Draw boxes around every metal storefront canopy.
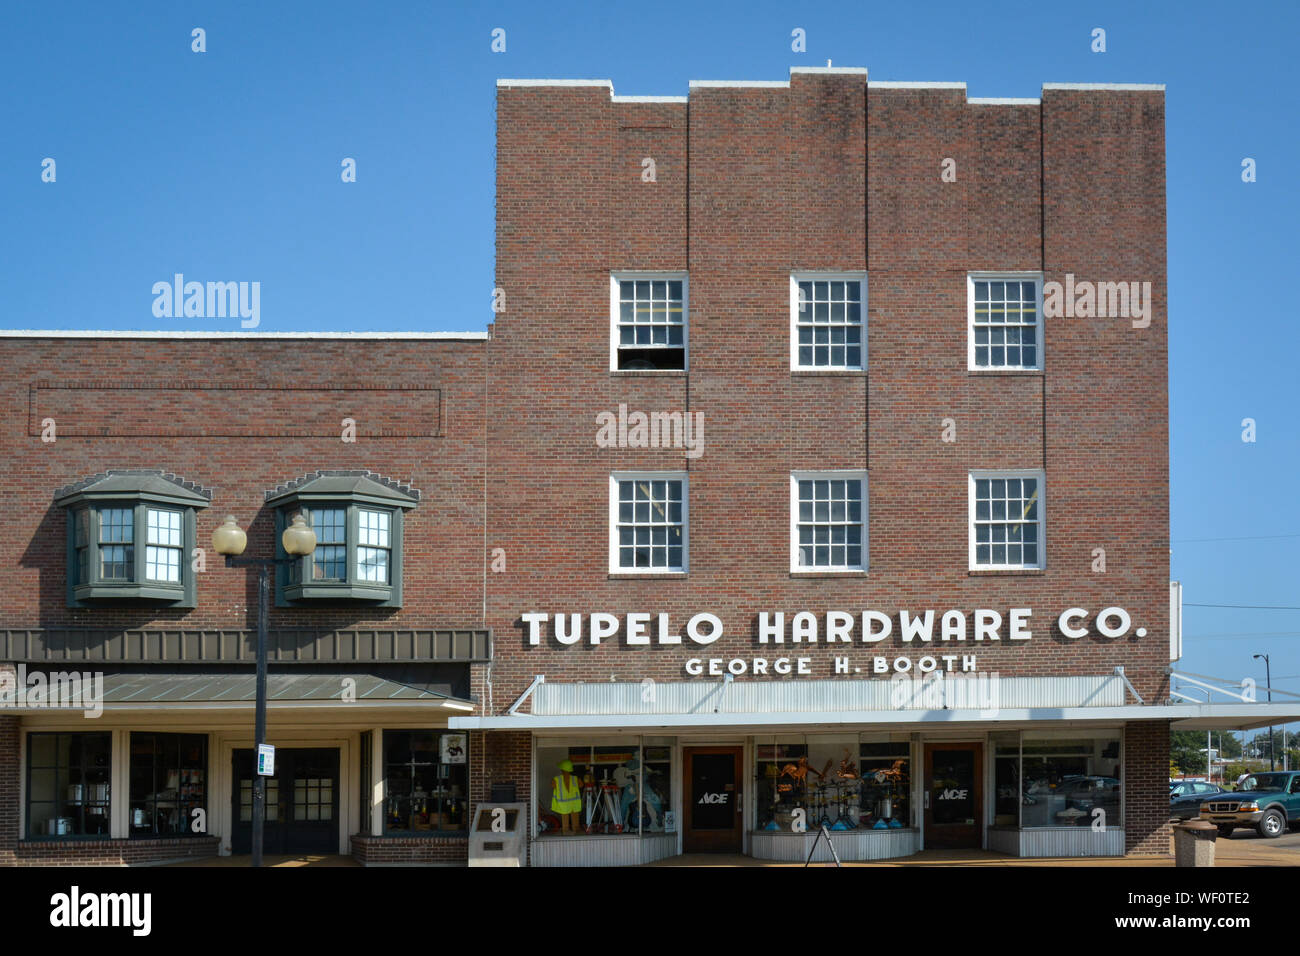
[0,668,475,712]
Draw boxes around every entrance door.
[924,742,983,849]
[683,747,743,852]
[232,748,339,855]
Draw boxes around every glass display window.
[382,730,468,834]
[753,736,809,831]
[858,740,911,830]
[1019,733,1121,828]
[992,731,1021,826]
[26,732,112,838]
[128,732,207,837]
[535,738,672,837]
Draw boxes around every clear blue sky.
[3,1,1298,741]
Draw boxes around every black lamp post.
[212,513,316,867]
[1253,653,1273,772]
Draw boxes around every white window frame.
[789,272,868,371]
[789,470,869,573]
[610,272,689,372]
[967,272,1044,372]
[967,469,1046,570]
[609,472,689,574]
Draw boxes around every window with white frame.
[791,472,867,571]
[610,474,687,572]
[969,471,1044,569]
[611,274,687,371]
[790,273,866,370]
[968,274,1042,370]
[144,508,182,583]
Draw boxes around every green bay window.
[267,471,416,607]
[55,471,210,607]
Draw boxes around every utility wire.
[1185,603,1300,610]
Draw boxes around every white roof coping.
[1042,82,1165,91]
[0,329,490,341]
[968,97,1041,105]
[689,80,790,89]
[789,66,868,75]
[868,81,966,89]
[496,78,613,88]
[611,95,688,103]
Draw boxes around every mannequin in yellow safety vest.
[551,760,583,834]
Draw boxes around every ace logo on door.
[939,789,969,800]
[698,792,729,804]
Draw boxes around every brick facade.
[10,836,220,866]
[487,70,1168,701]
[0,66,1171,864]
[1125,720,1174,855]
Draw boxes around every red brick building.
[2,66,1289,866]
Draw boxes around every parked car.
[1169,781,1225,820]
[1199,771,1300,838]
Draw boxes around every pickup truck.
[1199,771,1300,838]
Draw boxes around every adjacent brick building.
[4,66,1282,867]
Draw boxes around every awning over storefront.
[0,669,476,713]
[451,703,1300,733]
[449,675,1300,733]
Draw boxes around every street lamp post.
[1253,653,1273,772]
[212,513,316,867]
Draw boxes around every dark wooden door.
[924,742,983,849]
[232,748,339,855]
[683,747,743,852]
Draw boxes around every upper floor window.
[611,273,687,371]
[968,273,1042,370]
[267,471,417,607]
[609,473,687,573]
[790,471,868,572]
[55,470,209,608]
[969,470,1045,570]
[790,273,866,370]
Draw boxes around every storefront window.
[383,730,468,834]
[754,735,912,832]
[992,731,1020,826]
[26,732,111,838]
[536,739,673,837]
[858,741,911,829]
[1020,734,1121,828]
[754,737,808,831]
[128,733,207,837]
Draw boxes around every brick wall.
[7,836,220,866]
[0,338,489,635]
[1125,720,1172,855]
[0,716,17,865]
[487,70,1169,703]
[350,835,467,866]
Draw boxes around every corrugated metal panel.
[533,675,1125,716]
[1019,827,1126,857]
[530,834,677,867]
[751,829,920,862]
[0,628,491,663]
[987,828,1020,855]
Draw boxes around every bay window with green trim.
[267,472,416,607]
[55,471,209,608]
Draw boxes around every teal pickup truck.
[1199,771,1300,838]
